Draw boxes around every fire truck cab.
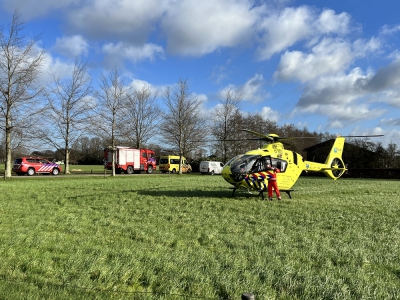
[104,147,156,174]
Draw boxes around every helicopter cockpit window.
[250,156,272,173]
[271,158,287,172]
[230,155,261,174]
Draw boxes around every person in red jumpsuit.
[266,164,281,200]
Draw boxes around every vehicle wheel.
[52,168,59,175]
[126,166,134,174]
[147,165,153,174]
[172,169,176,174]
[27,168,35,176]
[211,170,214,175]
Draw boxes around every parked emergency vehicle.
[159,155,192,173]
[104,147,156,174]
[12,156,62,176]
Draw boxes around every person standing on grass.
[265,163,281,200]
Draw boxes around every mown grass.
[0,174,399,299]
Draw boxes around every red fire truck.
[104,147,157,174]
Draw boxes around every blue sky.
[1,0,400,147]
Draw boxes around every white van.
[199,161,224,175]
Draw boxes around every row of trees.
[6,104,400,169]
[1,11,399,177]
[0,12,206,176]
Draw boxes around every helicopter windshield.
[225,154,244,166]
[229,154,288,174]
[229,155,261,173]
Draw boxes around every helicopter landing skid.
[230,187,294,200]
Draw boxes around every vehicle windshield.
[229,154,261,173]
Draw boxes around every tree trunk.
[5,121,12,178]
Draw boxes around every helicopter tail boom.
[324,136,346,179]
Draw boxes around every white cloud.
[256,6,314,60]
[161,0,262,56]
[54,35,89,57]
[65,0,167,43]
[256,7,354,60]
[39,52,75,85]
[330,119,343,129]
[297,67,370,107]
[380,24,400,35]
[102,42,164,63]
[316,9,351,35]
[127,79,161,98]
[288,55,400,131]
[274,38,353,82]
[274,36,382,82]
[259,106,280,123]
[1,0,78,19]
[210,59,232,85]
[218,74,267,103]
[293,59,400,109]
[129,79,151,91]
[380,118,400,126]
[363,60,400,92]
[240,74,267,103]
[294,102,386,130]
[376,90,400,107]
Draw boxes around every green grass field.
[0,174,399,299]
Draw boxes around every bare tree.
[211,89,242,162]
[160,78,207,174]
[41,58,94,174]
[122,84,161,148]
[95,66,127,176]
[0,11,46,177]
[385,142,399,168]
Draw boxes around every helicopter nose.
[229,173,247,182]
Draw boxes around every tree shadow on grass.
[137,188,261,200]
[64,188,261,202]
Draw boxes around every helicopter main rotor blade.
[187,138,264,143]
[188,131,384,143]
[339,135,384,138]
[242,129,384,140]
[241,129,275,142]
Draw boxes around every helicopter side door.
[250,156,288,173]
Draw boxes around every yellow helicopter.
[221,129,382,200]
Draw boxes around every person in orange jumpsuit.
[266,164,281,200]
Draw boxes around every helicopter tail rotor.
[323,157,346,180]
